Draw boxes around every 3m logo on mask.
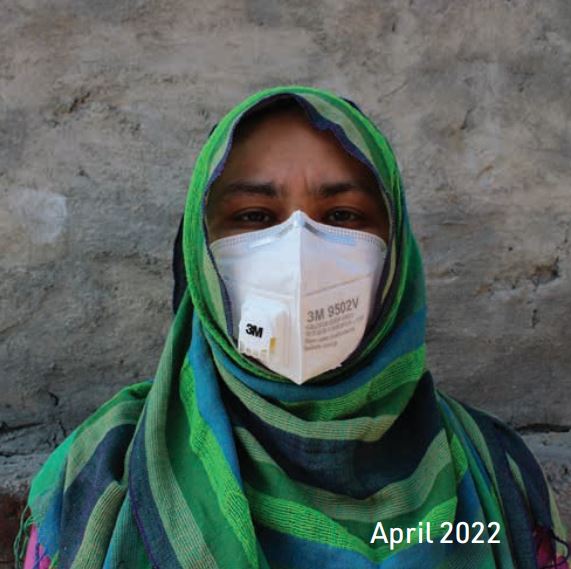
[237,299,286,365]
[245,323,264,338]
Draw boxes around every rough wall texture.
[1,0,570,564]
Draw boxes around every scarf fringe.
[13,504,33,569]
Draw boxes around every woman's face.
[205,109,389,243]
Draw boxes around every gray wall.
[1,0,570,562]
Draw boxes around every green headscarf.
[18,86,567,569]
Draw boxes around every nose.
[277,178,320,223]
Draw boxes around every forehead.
[202,94,392,243]
[232,97,306,142]
[203,111,385,222]
[217,106,378,181]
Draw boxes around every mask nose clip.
[290,209,308,228]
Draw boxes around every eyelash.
[232,208,364,226]
[234,210,275,224]
[325,209,363,224]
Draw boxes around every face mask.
[209,210,387,384]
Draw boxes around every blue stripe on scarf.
[230,373,440,498]
[37,481,64,563]
[128,413,183,569]
[189,313,242,482]
[59,424,135,567]
[438,397,494,489]
[470,403,553,528]
[209,307,426,402]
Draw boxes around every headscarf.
[18,86,568,569]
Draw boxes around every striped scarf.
[18,86,567,568]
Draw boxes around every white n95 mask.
[209,210,387,384]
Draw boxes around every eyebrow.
[212,180,379,202]
[317,181,378,198]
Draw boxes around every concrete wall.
[1,0,570,564]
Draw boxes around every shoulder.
[22,380,152,562]
[438,391,569,565]
[31,379,151,499]
[438,391,544,481]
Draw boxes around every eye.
[325,209,363,225]
[233,209,274,224]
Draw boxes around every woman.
[17,86,568,568]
